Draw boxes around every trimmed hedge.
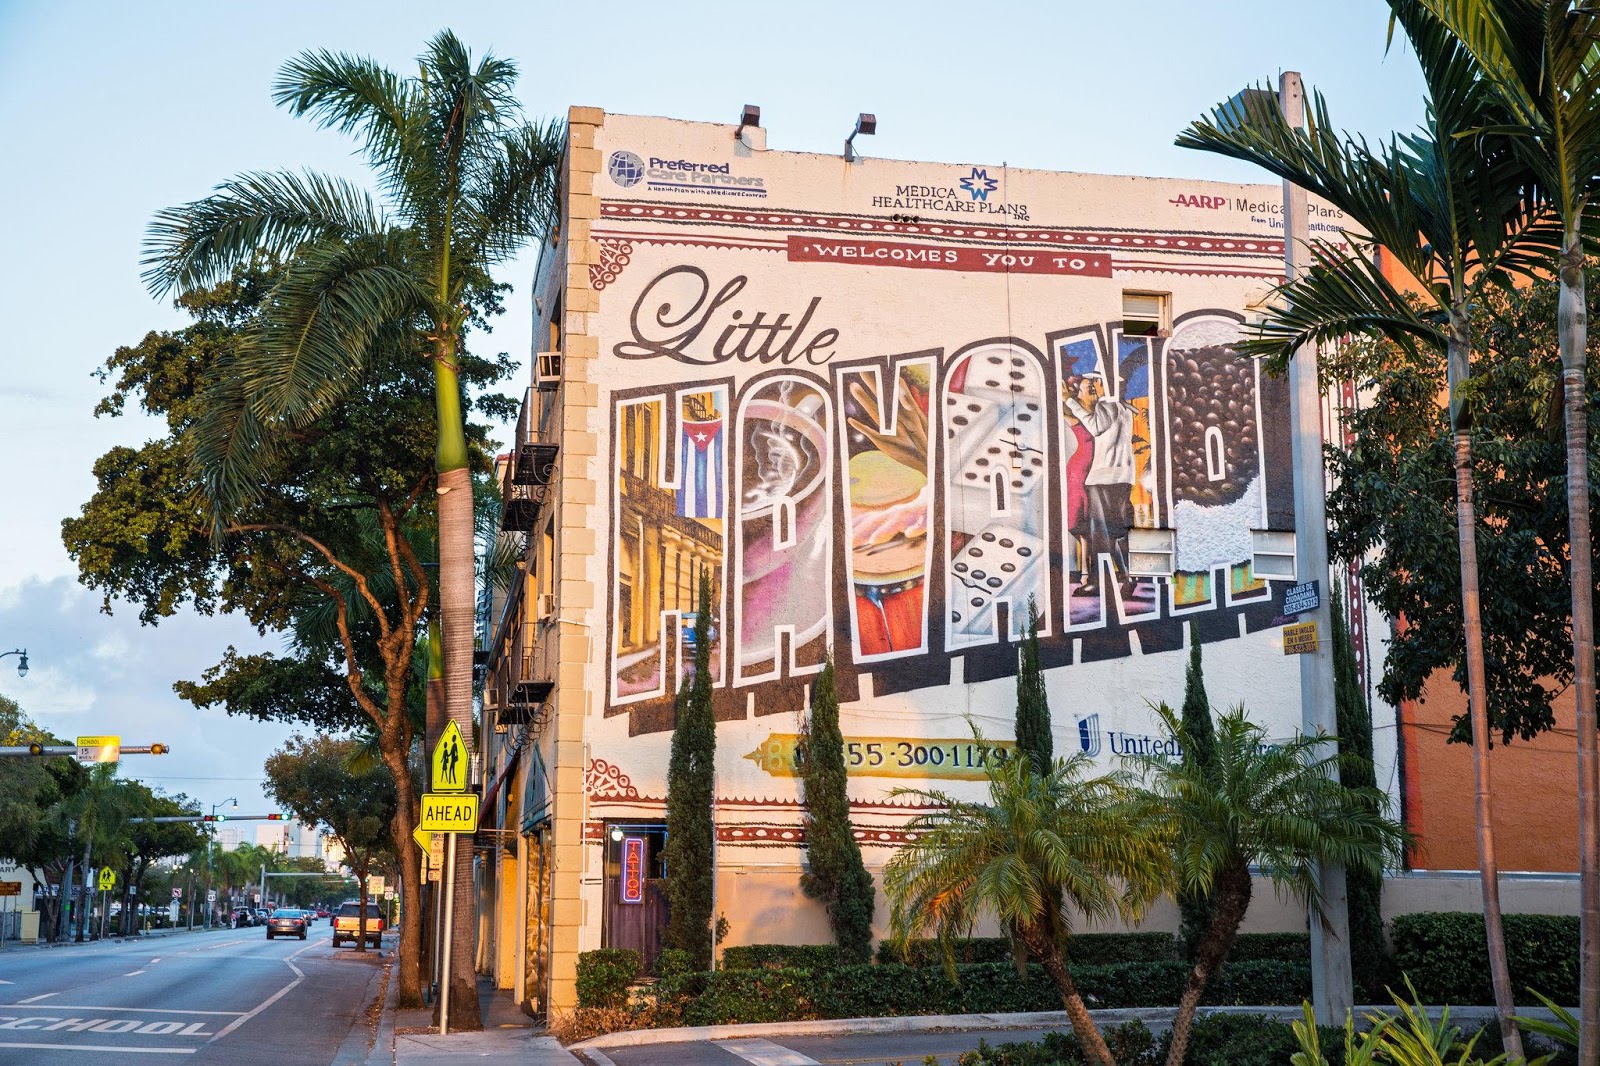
[1392,912,1579,1007]
[575,948,640,1009]
[722,944,847,971]
[662,958,1311,1025]
[873,931,1306,969]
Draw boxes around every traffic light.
[202,814,225,822]
[150,743,169,755]
[26,743,42,756]
[266,813,284,821]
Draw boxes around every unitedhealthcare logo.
[1077,715,1102,757]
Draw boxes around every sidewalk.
[5,923,211,949]
[372,972,578,1065]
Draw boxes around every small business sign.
[621,836,646,904]
[75,735,119,765]
[1282,580,1321,617]
[419,792,481,834]
[0,881,21,897]
[1283,621,1319,655]
[430,722,468,794]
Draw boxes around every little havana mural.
[606,267,1294,737]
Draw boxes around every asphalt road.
[0,923,388,1065]
[583,1027,1065,1066]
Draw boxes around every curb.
[570,1003,1555,1051]
[367,950,401,1065]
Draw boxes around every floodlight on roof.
[845,113,876,162]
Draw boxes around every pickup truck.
[331,901,384,948]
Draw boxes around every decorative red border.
[581,819,922,849]
[600,200,1286,257]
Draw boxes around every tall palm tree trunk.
[434,338,482,1030]
[1556,229,1600,1066]
[1448,316,1523,1061]
[1165,861,1251,1066]
[1019,924,1115,1066]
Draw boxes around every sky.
[0,1,1428,817]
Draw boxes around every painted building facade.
[475,107,1412,1015]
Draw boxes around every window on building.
[1251,529,1297,580]
[1122,291,1171,337]
[1127,527,1176,577]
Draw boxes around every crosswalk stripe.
[715,1038,821,1066]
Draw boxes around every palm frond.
[1241,239,1446,367]
[457,119,567,268]
[144,171,387,296]
[248,232,431,424]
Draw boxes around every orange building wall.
[1402,670,1580,872]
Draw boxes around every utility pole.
[1281,69,1353,1021]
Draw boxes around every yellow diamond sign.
[419,792,480,834]
[430,722,468,793]
[411,827,432,853]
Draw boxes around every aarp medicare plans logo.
[607,151,645,188]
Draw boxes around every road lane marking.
[0,1005,246,1015]
[716,1038,821,1065]
[125,970,147,976]
[205,974,303,1045]
[0,1042,194,1055]
[17,994,58,1003]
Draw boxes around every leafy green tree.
[141,37,562,1023]
[1177,9,1556,1043]
[119,786,206,935]
[663,573,716,969]
[1132,705,1407,1066]
[1329,584,1388,1002]
[265,734,397,952]
[1175,620,1217,960]
[799,651,875,964]
[1014,596,1052,774]
[61,270,505,1005]
[885,751,1169,1066]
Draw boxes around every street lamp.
[1219,72,1352,1023]
[0,649,28,677]
[207,798,237,929]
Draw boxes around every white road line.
[0,1005,247,1016]
[716,1038,821,1065]
[0,1042,195,1055]
[125,970,147,976]
[205,975,303,1044]
[16,994,58,1004]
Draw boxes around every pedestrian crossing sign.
[420,792,480,834]
[98,867,115,891]
[430,722,467,793]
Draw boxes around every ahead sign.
[419,792,480,833]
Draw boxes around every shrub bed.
[661,958,1310,1025]
[1391,912,1578,1006]
[721,944,847,971]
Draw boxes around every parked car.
[331,901,384,948]
[254,908,271,925]
[265,909,308,941]
[230,908,255,928]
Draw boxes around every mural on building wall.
[603,282,1294,736]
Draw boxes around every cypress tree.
[799,651,876,963]
[1015,596,1053,774]
[1331,582,1389,1000]
[1177,619,1218,958]
[663,572,716,969]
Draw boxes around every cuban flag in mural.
[676,418,725,519]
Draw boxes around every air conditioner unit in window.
[536,593,557,622]
[535,351,562,391]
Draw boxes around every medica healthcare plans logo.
[607,149,767,199]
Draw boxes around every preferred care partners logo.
[606,149,766,199]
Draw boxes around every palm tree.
[1132,705,1406,1066]
[883,749,1169,1066]
[1381,8,1600,1057]
[1175,9,1557,1049]
[141,32,564,1025]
